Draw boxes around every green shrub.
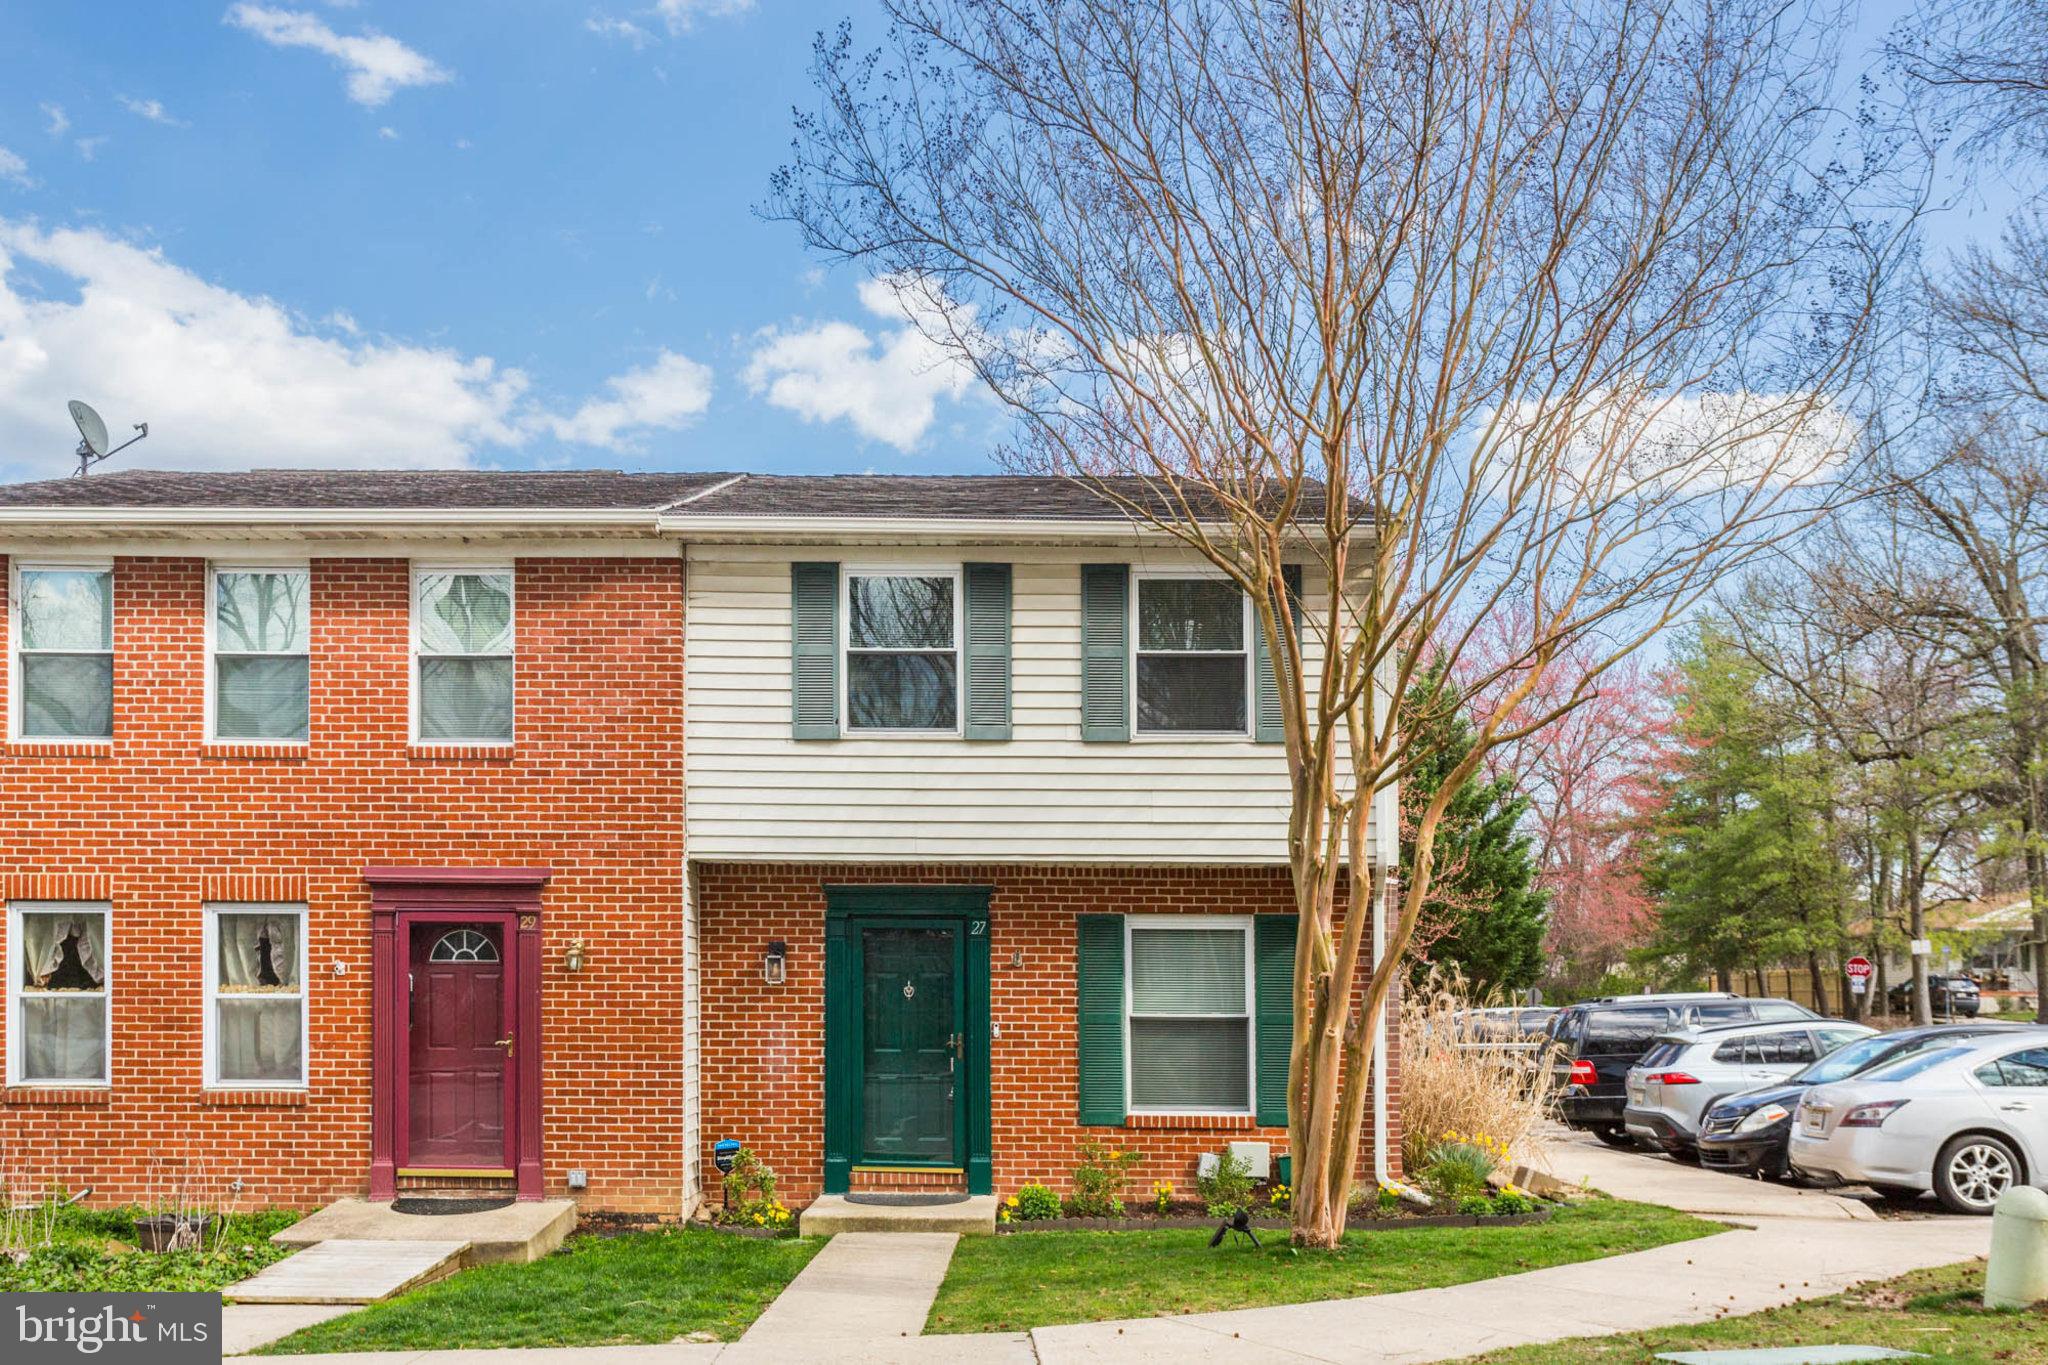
[1420,1135,1500,1203]
[1457,1195,1495,1217]
[1069,1140,1140,1217]
[1009,1183,1062,1221]
[1196,1149,1254,1218]
[1490,1189,1538,1216]
[713,1147,791,1229]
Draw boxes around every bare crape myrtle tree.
[770,0,1910,1245]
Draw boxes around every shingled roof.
[0,468,1339,524]
[664,473,1334,522]
[0,468,741,511]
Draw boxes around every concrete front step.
[272,1196,578,1264]
[798,1194,997,1236]
[225,1238,467,1305]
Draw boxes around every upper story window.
[12,564,114,739]
[845,572,958,732]
[210,567,310,742]
[1126,917,1252,1113]
[414,569,515,742]
[1135,576,1248,734]
[205,904,306,1088]
[7,902,111,1085]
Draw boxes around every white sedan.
[1787,1032,2048,1213]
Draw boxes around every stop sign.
[1845,956,1873,982]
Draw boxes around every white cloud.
[653,0,754,33]
[743,275,977,451]
[117,96,182,126]
[224,4,452,108]
[545,350,713,448]
[40,104,68,138]
[585,14,654,48]
[377,126,399,140]
[0,148,30,188]
[0,221,716,477]
[74,136,109,162]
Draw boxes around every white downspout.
[1372,775,1415,1196]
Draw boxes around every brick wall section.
[697,862,1402,1206]
[0,554,686,1214]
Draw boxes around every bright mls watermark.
[5,1294,220,1363]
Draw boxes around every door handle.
[2000,1101,2031,1112]
[493,1036,515,1057]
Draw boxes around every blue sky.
[0,1,2023,485]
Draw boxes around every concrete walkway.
[1531,1124,1878,1222]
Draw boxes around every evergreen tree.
[1400,663,1548,995]
[1644,620,1850,991]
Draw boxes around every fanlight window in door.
[429,929,499,963]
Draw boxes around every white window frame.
[1123,913,1256,1116]
[410,565,517,746]
[6,901,112,1087]
[1130,568,1253,739]
[202,902,309,1090]
[839,565,963,737]
[8,558,116,742]
[205,563,311,745]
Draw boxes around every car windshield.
[1860,1046,1973,1083]
[1794,1033,1923,1084]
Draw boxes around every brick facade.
[696,861,1400,1207]
[0,553,688,1214]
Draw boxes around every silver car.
[1623,1018,1875,1156]
[1789,1031,2048,1213]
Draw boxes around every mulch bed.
[999,1208,1554,1233]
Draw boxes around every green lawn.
[258,1228,822,1353]
[926,1198,1720,1334]
[1456,1261,2045,1364]
[0,1205,298,1293]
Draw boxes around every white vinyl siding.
[684,542,1370,863]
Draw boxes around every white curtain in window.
[17,910,107,1082]
[216,912,299,990]
[217,999,302,1083]
[21,911,105,989]
[214,912,302,1084]
[417,573,514,740]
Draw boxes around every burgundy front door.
[407,922,511,1168]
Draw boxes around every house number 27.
[970,920,986,936]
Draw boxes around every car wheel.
[1933,1135,2022,1214]
[1594,1126,1639,1150]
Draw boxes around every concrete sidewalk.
[1530,1124,1878,1222]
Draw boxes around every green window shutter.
[1076,914,1127,1126]
[790,561,840,740]
[963,562,1013,740]
[1079,563,1130,742]
[1254,914,1299,1126]
[1254,564,1305,744]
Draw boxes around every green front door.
[858,923,963,1165]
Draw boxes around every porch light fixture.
[563,939,586,973]
[762,940,788,986]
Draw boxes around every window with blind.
[205,905,306,1087]
[844,572,959,731]
[414,569,515,742]
[1126,919,1252,1112]
[1134,576,1249,734]
[13,565,114,739]
[8,902,110,1085]
[211,568,310,741]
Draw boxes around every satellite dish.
[69,401,109,458]
[65,399,148,477]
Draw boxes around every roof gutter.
[0,507,664,527]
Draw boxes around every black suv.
[1883,974,1982,1018]
[1547,994,1819,1147]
